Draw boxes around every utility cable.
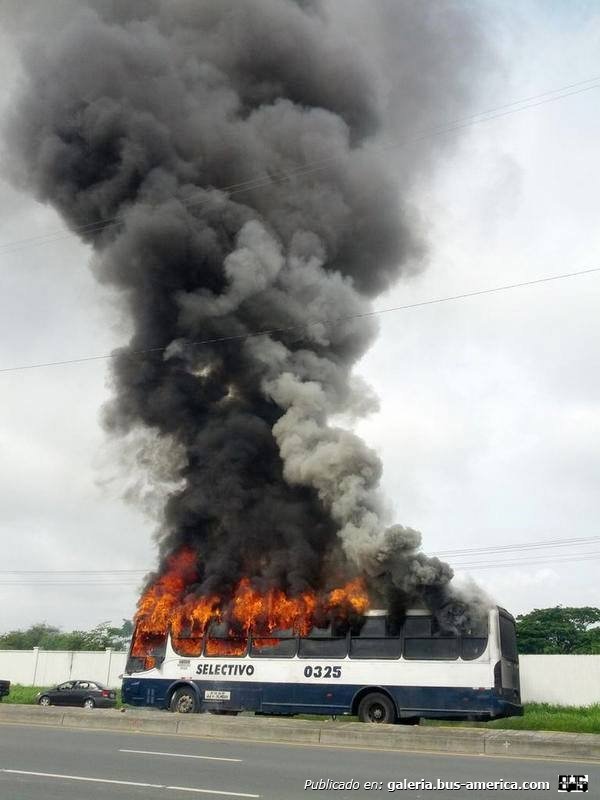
[3,534,600,573]
[1,264,599,374]
[436,535,600,558]
[0,74,599,257]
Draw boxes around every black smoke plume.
[3,0,487,616]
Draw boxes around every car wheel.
[170,687,199,714]
[358,692,396,724]
[83,698,95,709]
[38,695,51,707]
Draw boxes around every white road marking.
[166,788,259,797]
[120,748,242,762]
[0,769,162,789]
[0,769,260,797]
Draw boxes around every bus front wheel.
[170,687,199,714]
[358,692,396,724]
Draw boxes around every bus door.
[123,628,167,704]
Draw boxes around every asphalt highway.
[0,721,598,799]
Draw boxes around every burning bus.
[122,550,522,723]
[7,0,522,727]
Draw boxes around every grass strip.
[422,703,600,734]
[2,691,598,734]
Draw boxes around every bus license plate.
[204,690,231,701]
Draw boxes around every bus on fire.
[122,605,522,723]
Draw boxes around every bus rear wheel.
[170,687,199,714]
[358,692,396,724]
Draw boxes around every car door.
[52,681,76,706]
[70,681,90,706]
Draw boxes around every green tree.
[0,623,61,650]
[516,606,600,654]
[0,620,133,651]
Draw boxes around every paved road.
[0,722,598,799]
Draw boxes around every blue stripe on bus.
[121,677,520,719]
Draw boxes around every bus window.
[403,637,459,660]
[356,616,386,637]
[403,616,432,637]
[250,629,297,658]
[461,637,487,660]
[171,636,204,657]
[349,616,401,659]
[403,616,459,660]
[298,625,347,659]
[205,622,247,657]
[461,615,489,660]
[349,638,401,659]
[499,614,518,662]
[127,629,167,672]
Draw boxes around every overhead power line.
[436,535,600,558]
[0,582,142,587]
[1,264,599,375]
[2,534,599,574]
[0,74,599,257]
[0,569,149,574]
[2,534,600,587]
[1,549,599,586]
[454,552,600,571]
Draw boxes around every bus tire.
[170,687,199,714]
[358,692,396,724]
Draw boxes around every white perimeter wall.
[519,654,600,707]
[0,651,599,705]
[0,649,127,688]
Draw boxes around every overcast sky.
[1,0,600,632]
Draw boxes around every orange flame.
[132,548,370,657]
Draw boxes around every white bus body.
[122,606,522,723]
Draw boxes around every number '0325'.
[303,665,342,678]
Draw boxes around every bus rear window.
[499,614,518,661]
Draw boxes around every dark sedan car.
[37,680,116,709]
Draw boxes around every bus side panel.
[290,681,355,714]
[122,677,173,708]
[388,685,520,720]
[124,676,520,720]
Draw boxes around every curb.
[0,705,598,761]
